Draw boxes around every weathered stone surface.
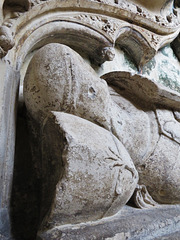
[24,43,112,128]
[0,26,14,58]
[107,83,180,204]
[38,204,180,240]
[138,133,180,204]
[132,184,158,209]
[39,112,138,229]
[156,109,180,144]
[1,0,180,239]
[24,43,180,208]
[129,0,174,15]
[1,0,179,65]
[0,63,19,239]
[96,44,180,96]
[108,86,159,165]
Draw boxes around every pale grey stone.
[39,112,138,228]
[1,0,180,239]
[24,42,180,209]
[138,134,180,204]
[38,204,180,240]
[24,43,112,130]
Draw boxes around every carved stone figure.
[23,41,180,237]
[105,74,180,205]
[24,43,138,227]
[0,0,180,239]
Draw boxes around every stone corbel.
[116,27,156,69]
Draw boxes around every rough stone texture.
[102,71,180,111]
[39,112,138,230]
[129,0,174,15]
[23,43,112,127]
[23,42,180,221]
[108,86,159,165]
[1,0,180,64]
[0,0,180,239]
[97,44,180,95]
[38,204,180,240]
[105,81,180,204]
[139,133,180,204]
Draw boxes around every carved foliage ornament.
[0,0,180,68]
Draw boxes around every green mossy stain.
[158,59,180,93]
[160,44,177,59]
[123,51,137,72]
[142,58,156,75]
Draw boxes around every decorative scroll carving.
[71,14,121,39]
[0,25,14,58]
[0,0,180,66]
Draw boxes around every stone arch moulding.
[0,4,116,240]
[115,27,156,69]
[115,26,180,69]
[0,0,180,239]
[15,21,114,69]
[1,0,179,65]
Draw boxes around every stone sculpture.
[24,43,139,229]
[23,39,180,236]
[104,74,180,205]
[0,0,180,239]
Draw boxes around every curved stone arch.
[9,0,180,35]
[115,27,156,69]
[1,0,179,64]
[114,25,179,69]
[13,21,114,70]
